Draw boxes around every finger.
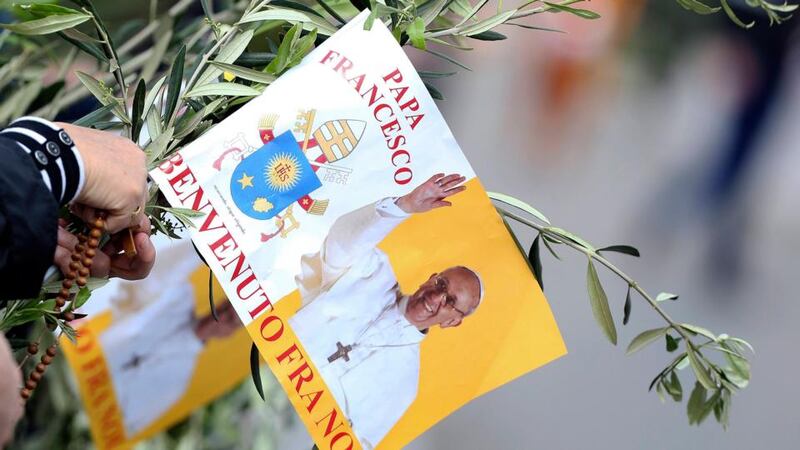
[135,214,152,234]
[110,232,155,280]
[441,185,467,197]
[431,200,452,208]
[58,218,67,228]
[53,246,72,275]
[438,174,465,190]
[104,213,133,234]
[71,204,98,227]
[57,227,78,251]
[91,249,111,278]
[428,173,445,185]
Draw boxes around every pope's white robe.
[289,199,425,449]
[100,282,202,436]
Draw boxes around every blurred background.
[4,0,800,448]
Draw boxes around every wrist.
[395,196,413,214]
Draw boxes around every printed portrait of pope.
[288,173,484,449]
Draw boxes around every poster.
[60,239,253,449]
[150,11,566,450]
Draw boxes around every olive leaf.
[626,327,668,355]
[622,285,632,325]
[250,342,266,401]
[586,259,617,345]
[1,13,91,35]
[528,234,543,290]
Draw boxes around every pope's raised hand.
[395,173,466,214]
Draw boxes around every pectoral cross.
[327,341,353,363]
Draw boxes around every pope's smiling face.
[404,266,481,330]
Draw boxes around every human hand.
[56,123,147,234]
[0,335,22,446]
[395,173,466,214]
[54,217,156,281]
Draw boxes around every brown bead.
[77,234,87,243]
[25,379,36,390]
[69,261,81,271]
[85,248,96,258]
[63,312,75,322]
[78,267,89,277]
[46,346,57,357]
[59,288,70,299]
[93,217,105,229]
[20,388,31,399]
[71,253,81,261]
[62,279,73,289]
[75,244,85,254]
[42,355,53,365]
[55,298,66,308]
[64,271,76,280]
[87,238,99,249]
[77,277,87,287]
[27,343,38,355]
[53,306,61,314]
[82,257,92,266]
[30,371,42,382]
[89,228,102,239]
[35,363,45,374]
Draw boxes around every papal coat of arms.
[229,132,322,220]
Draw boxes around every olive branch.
[0,0,791,432]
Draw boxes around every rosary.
[19,211,107,401]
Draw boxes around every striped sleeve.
[0,117,85,206]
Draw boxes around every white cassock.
[100,282,202,436]
[289,198,425,449]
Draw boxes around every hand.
[54,216,156,281]
[395,173,466,214]
[57,123,147,234]
[0,335,22,446]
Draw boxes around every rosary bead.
[62,279,73,289]
[26,343,38,355]
[55,298,66,308]
[77,234,87,243]
[78,267,89,277]
[87,238,99,249]
[42,355,53,365]
[25,379,36,390]
[58,288,70,299]
[65,270,76,280]
[63,312,75,322]
[30,371,42,382]
[82,257,92,267]
[77,277,87,287]
[85,248,96,258]
[46,346,57,357]
[71,253,81,261]
[35,363,45,374]
[69,261,81,271]
[20,389,31,400]
[75,244,85,254]
[93,218,105,229]
[89,228,102,239]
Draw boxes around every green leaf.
[72,287,91,310]
[541,235,561,260]
[142,76,166,121]
[455,0,490,27]
[407,17,426,50]
[15,3,84,17]
[529,234,543,290]
[418,70,457,79]
[287,27,318,68]
[209,271,219,321]
[240,9,337,35]
[74,71,129,123]
[656,292,679,302]
[58,30,108,63]
[174,98,225,140]
[686,381,707,425]
[314,0,347,24]
[184,82,262,98]
[424,48,472,71]
[209,62,277,84]
[250,342,265,400]
[468,30,507,41]
[458,10,516,37]
[420,0,450,26]
[72,103,117,127]
[597,245,640,257]
[622,285,631,325]
[423,81,444,100]
[544,1,601,19]
[545,226,594,251]
[720,0,755,28]
[666,334,680,352]
[60,27,101,43]
[668,370,683,402]
[487,192,550,224]
[676,0,721,14]
[266,23,301,75]
[626,327,668,355]
[688,348,717,390]
[145,127,175,168]
[586,259,617,345]
[196,29,256,88]
[131,79,146,143]
[1,13,91,35]
[164,45,186,123]
[680,323,716,341]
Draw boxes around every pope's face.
[404,267,481,330]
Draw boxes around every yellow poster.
[150,11,566,450]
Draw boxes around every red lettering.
[259,315,284,341]
[386,135,406,150]
[380,119,401,138]
[288,362,314,392]
[389,86,408,103]
[360,84,384,107]
[391,149,410,166]
[383,68,403,84]
[347,74,365,92]
[300,389,323,413]
[333,57,354,77]
[394,167,413,185]
[330,432,355,450]
[276,343,303,365]
[157,152,185,175]
[314,407,346,437]
[373,103,394,122]
[319,50,339,65]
